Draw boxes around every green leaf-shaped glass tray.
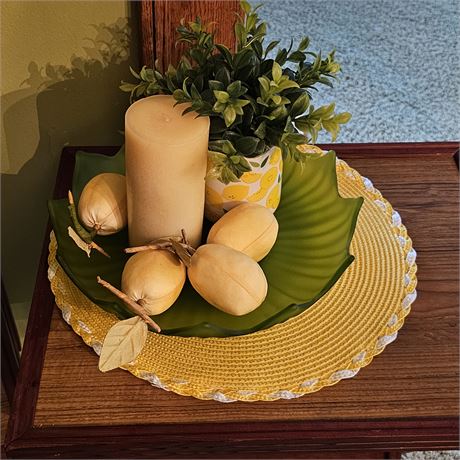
[48,147,363,338]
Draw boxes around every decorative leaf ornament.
[99,316,148,372]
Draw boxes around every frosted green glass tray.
[48,148,362,337]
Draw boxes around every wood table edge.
[4,143,459,458]
[5,417,459,457]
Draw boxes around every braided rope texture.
[48,158,417,402]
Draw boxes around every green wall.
[1,1,139,336]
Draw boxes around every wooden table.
[5,143,459,459]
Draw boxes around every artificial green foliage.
[121,1,351,183]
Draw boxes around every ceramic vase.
[205,146,283,222]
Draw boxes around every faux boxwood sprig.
[121,1,351,183]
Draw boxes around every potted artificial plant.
[121,1,351,221]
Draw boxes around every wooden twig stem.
[90,242,111,259]
[68,190,75,206]
[181,228,189,246]
[124,242,171,254]
[96,276,161,333]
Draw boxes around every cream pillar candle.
[125,95,210,247]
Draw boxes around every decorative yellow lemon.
[121,250,186,315]
[207,203,279,261]
[260,167,278,189]
[266,184,281,209]
[78,173,127,235]
[188,244,268,316]
[269,146,281,165]
[222,184,250,201]
[241,172,262,183]
[248,167,278,202]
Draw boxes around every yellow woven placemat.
[48,158,417,402]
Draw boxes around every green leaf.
[251,40,263,58]
[173,89,187,101]
[298,37,310,51]
[246,13,257,31]
[291,92,310,117]
[235,136,259,155]
[313,102,335,118]
[238,156,252,171]
[190,48,204,65]
[215,67,231,87]
[221,166,240,184]
[165,77,177,93]
[334,112,352,124]
[313,51,322,71]
[283,132,307,144]
[240,0,251,14]
[288,50,307,63]
[322,119,340,141]
[235,22,247,46]
[182,78,191,97]
[214,90,229,103]
[140,67,154,81]
[258,76,270,94]
[209,115,226,132]
[272,61,282,83]
[129,66,140,79]
[264,40,280,57]
[227,81,242,97]
[190,84,201,100]
[182,106,196,115]
[256,97,269,107]
[134,84,147,98]
[223,106,236,126]
[254,121,266,139]
[209,139,237,155]
[233,99,250,108]
[209,80,225,91]
[166,64,176,76]
[268,105,288,120]
[215,44,233,67]
[234,48,253,69]
[277,79,299,91]
[180,56,192,70]
[212,101,227,113]
[119,82,137,92]
[295,116,313,133]
[275,48,288,65]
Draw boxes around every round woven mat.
[48,158,417,402]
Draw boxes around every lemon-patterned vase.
[205,146,283,222]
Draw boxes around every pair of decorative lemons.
[76,172,279,326]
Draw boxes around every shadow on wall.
[1,17,138,306]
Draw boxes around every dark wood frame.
[139,1,155,68]
[4,142,459,458]
[1,280,21,404]
[138,0,240,68]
